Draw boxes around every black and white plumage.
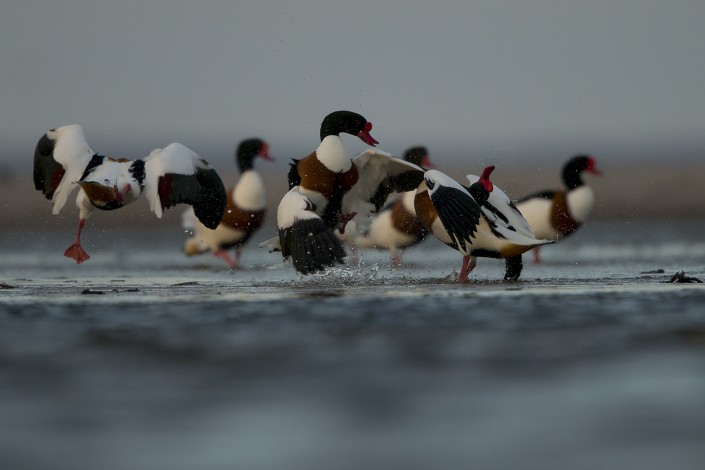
[415,167,552,282]
[338,146,434,266]
[33,124,226,263]
[275,188,347,274]
[341,148,427,223]
[263,111,425,274]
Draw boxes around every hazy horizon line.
[4,133,703,173]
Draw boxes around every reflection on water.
[1,220,705,470]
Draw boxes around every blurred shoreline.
[4,159,704,232]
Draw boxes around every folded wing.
[426,171,484,250]
[466,173,535,238]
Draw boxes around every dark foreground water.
[1,220,705,470]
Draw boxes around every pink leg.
[458,255,477,283]
[234,247,242,269]
[390,248,402,267]
[64,218,90,264]
[214,249,238,269]
[532,247,541,264]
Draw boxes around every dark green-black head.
[236,138,272,172]
[403,146,434,169]
[562,155,600,190]
[319,110,378,146]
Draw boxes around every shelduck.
[516,155,600,263]
[33,124,226,263]
[415,166,552,281]
[183,138,272,268]
[340,146,434,266]
[262,110,425,274]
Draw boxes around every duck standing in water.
[415,166,552,281]
[515,155,600,263]
[263,110,425,274]
[183,138,273,268]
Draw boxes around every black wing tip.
[287,159,302,189]
[34,132,55,156]
[193,199,226,229]
[370,169,426,211]
[191,168,227,229]
[194,206,223,229]
[283,218,346,274]
[33,132,60,195]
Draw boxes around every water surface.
[1,220,705,470]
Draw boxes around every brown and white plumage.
[33,124,226,263]
[264,110,425,274]
[516,155,600,263]
[183,138,272,268]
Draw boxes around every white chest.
[432,217,454,245]
[233,170,266,211]
[316,136,352,173]
[567,185,594,222]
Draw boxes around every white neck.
[567,185,594,222]
[316,135,351,173]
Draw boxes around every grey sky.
[2,1,704,168]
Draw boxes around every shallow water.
[1,220,705,470]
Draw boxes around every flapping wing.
[466,174,535,238]
[342,149,425,232]
[33,124,94,214]
[144,143,226,229]
[348,149,426,210]
[277,187,346,274]
[425,170,484,250]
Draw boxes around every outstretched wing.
[425,170,484,251]
[144,143,226,229]
[33,124,94,214]
[466,174,535,238]
[348,149,426,211]
[277,187,346,274]
[343,149,425,232]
